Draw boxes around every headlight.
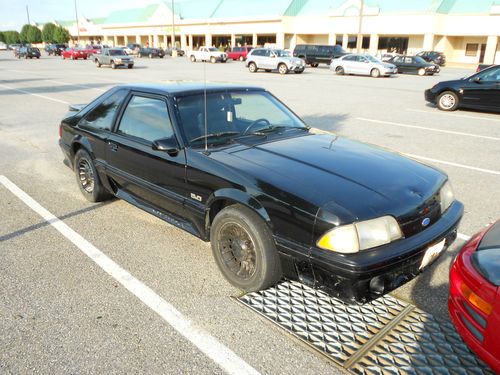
[439,181,454,213]
[317,216,403,253]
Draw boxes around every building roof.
[104,4,159,24]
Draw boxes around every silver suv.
[246,48,305,74]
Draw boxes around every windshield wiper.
[190,131,240,145]
[250,125,309,135]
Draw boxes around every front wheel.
[95,59,101,67]
[210,56,216,64]
[190,55,196,62]
[128,64,133,69]
[418,68,425,76]
[371,68,380,78]
[310,63,319,68]
[111,61,116,69]
[210,204,282,292]
[239,55,244,61]
[278,63,288,75]
[74,149,111,202]
[248,62,257,73]
[335,66,344,75]
[437,91,459,111]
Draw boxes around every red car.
[449,220,500,373]
[61,48,89,60]
[227,46,253,61]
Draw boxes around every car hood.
[212,133,445,221]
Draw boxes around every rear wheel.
[418,68,425,76]
[310,63,319,68]
[71,55,75,60]
[248,62,257,73]
[239,55,244,61]
[111,61,116,69]
[95,59,101,67]
[335,66,344,75]
[210,56,216,64]
[437,91,459,111]
[128,64,133,69]
[210,204,282,292]
[149,53,153,58]
[74,149,111,203]
[278,63,288,75]
[371,68,380,78]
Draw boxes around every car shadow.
[302,113,349,133]
[0,199,115,243]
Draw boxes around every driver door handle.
[108,141,118,152]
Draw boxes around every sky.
[0,0,162,31]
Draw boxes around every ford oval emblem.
[422,218,431,227]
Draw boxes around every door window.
[117,95,174,142]
[79,90,128,131]
[404,57,413,63]
[478,66,500,82]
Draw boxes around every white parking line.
[356,117,500,142]
[403,153,500,176]
[0,83,69,104]
[407,108,500,123]
[0,175,260,375]
[457,233,471,241]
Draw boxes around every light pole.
[356,0,364,53]
[171,0,175,48]
[74,0,80,45]
[26,5,31,24]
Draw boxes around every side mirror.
[152,136,180,156]
[472,76,482,83]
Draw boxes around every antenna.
[203,59,208,152]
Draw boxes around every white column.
[290,34,297,50]
[423,33,435,50]
[342,34,348,49]
[113,35,118,47]
[484,35,498,64]
[147,35,152,47]
[171,32,175,47]
[369,34,379,56]
[135,35,141,44]
[328,33,336,45]
[252,33,258,46]
[206,33,212,47]
[188,34,193,50]
[231,33,236,48]
[276,32,285,49]
[153,34,159,48]
[124,35,128,45]
[181,34,187,50]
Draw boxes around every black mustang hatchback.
[59,83,463,303]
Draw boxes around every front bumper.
[425,88,438,103]
[278,201,463,304]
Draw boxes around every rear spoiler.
[68,103,86,112]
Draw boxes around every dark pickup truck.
[293,44,347,67]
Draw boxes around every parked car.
[0,42,7,50]
[138,47,164,58]
[189,46,227,63]
[477,64,494,72]
[293,44,346,67]
[330,54,397,77]
[61,48,90,60]
[85,45,108,57]
[417,51,446,66]
[380,52,402,62]
[165,47,185,57]
[246,48,305,74]
[124,43,141,55]
[12,44,23,57]
[227,46,253,61]
[449,220,500,374]
[46,44,67,56]
[94,48,134,69]
[388,55,440,75]
[424,64,500,112]
[58,83,463,303]
[18,46,41,59]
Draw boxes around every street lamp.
[356,0,364,53]
[74,0,80,45]
[171,0,175,48]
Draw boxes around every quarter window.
[117,95,174,142]
[79,90,127,131]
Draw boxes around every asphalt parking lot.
[1,52,499,374]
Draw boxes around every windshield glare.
[208,47,218,52]
[274,50,291,57]
[176,91,307,147]
[365,55,381,63]
[414,56,427,64]
[109,49,126,56]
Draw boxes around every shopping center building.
[50,0,500,65]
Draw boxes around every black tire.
[248,62,257,73]
[111,61,116,69]
[210,204,282,292]
[190,55,196,62]
[95,59,101,67]
[128,64,133,69]
[437,91,459,111]
[294,69,304,74]
[278,63,288,75]
[74,149,111,203]
[310,63,319,68]
[371,68,380,78]
[265,69,272,72]
[335,66,344,75]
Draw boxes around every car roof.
[115,82,265,96]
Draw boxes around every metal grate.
[237,280,494,374]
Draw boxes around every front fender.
[206,188,271,226]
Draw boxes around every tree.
[0,31,4,43]
[42,22,57,43]
[19,24,31,43]
[53,26,71,44]
[3,31,21,44]
[27,25,42,43]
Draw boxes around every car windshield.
[176,90,308,147]
[414,56,427,64]
[208,47,218,52]
[274,50,291,57]
[109,49,126,56]
[365,55,381,63]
